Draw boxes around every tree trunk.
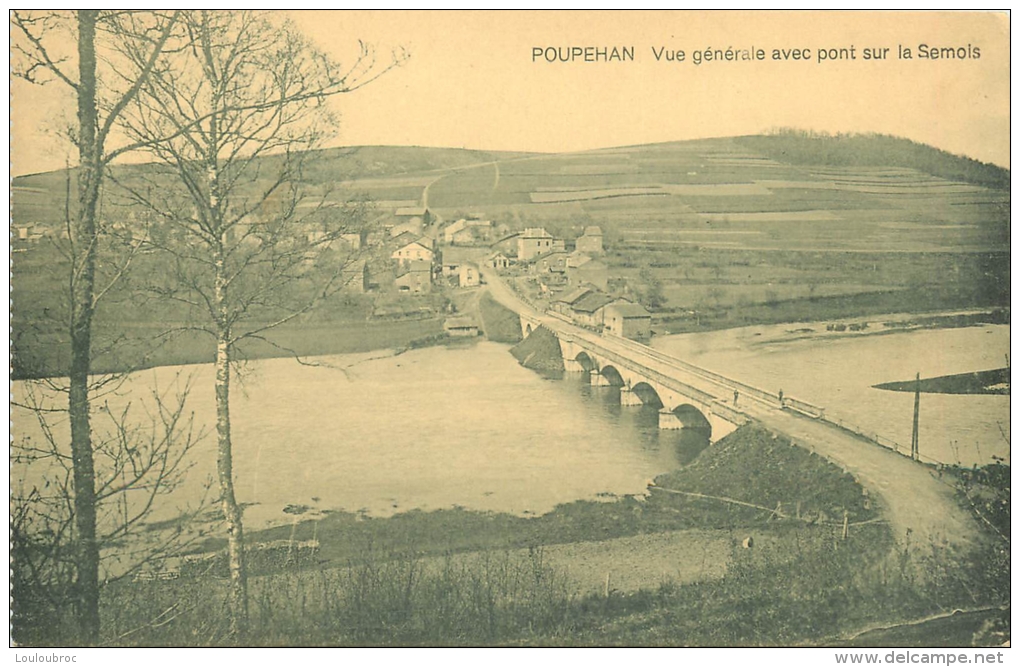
[69,9,101,644]
[212,139,248,635]
[214,331,248,637]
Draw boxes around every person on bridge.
[778,389,784,408]
[733,389,739,406]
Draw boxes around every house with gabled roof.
[601,299,651,341]
[391,238,435,267]
[575,225,604,255]
[517,227,564,261]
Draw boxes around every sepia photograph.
[8,9,1011,653]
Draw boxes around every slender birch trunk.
[69,9,101,643]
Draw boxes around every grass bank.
[654,289,1009,336]
[14,424,1004,646]
[875,367,1010,396]
[477,293,523,344]
[12,317,446,380]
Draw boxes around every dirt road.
[481,270,978,552]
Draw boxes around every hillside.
[11,144,538,228]
[12,133,1010,353]
[13,135,1009,252]
[736,131,1010,191]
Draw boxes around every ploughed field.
[12,134,1010,344]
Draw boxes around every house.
[569,291,615,328]
[516,227,564,261]
[440,246,478,277]
[391,239,435,267]
[458,263,480,288]
[443,316,479,337]
[601,299,651,341]
[531,250,568,275]
[552,285,595,316]
[487,252,510,270]
[394,260,433,294]
[389,219,422,238]
[575,226,604,255]
[443,218,492,245]
[565,252,608,291]
[395,206,433,227]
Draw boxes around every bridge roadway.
[479,268,977,551]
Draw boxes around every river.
[653,320,1010,467]
[12,341,704,533]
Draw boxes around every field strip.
[698,210,841,222]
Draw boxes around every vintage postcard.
[9,10,1010,654]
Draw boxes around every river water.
[653,321,1010,467]
[12,342,703,532]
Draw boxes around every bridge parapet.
[784,397,825,419]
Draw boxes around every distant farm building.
[444,316,480,337]
[443,218,492,245]
[568,291,615,328]
[440,246,477,277]
[517,228,564,261]
[531,250,568,275]
[391,239,435,267]
[565,252,608,291]
[395,206,433,228]
[458,263,480,287]
[575,226,604,254]
[552,285,596,317]
[389,219,422,239]
[488,252,510,270]
[602,300,651,341]
[394,260,433,294]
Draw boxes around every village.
[354,204,652,342]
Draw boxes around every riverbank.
[59,424,1000,646]
[11,316,448,381]
[653,289,1008,337]
[16,422,1006,646]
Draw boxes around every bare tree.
[11,377,208,645]
[11,10,181,642]
[111,10,401,637]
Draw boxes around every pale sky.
[10,10,1011,176]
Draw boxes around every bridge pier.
[589,371,613,387]
[563,358,586,373]
[620,387,644,406]
[706,412,739,441]
[658,408,685,430]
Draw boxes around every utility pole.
[911,372,920,461]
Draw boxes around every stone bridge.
[555,332,747,441]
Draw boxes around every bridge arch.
[629,381,664,409]
[598,365,626,387]
[669,404,713,436]
[574,352,597,372]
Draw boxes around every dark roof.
[530,249,568,264]
[553,286,593,305]
[606,302,651,318]
[444,316,477,330]
[571,292,615,313]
